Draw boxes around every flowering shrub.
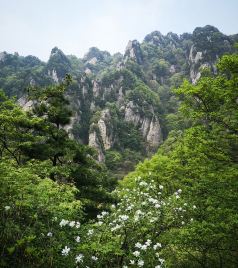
[0,161,82,267]
[57,176,196,267]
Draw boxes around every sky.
[0,0,237,61]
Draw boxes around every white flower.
[91,256,98,261]
[141,245,147,250]
[5,206,10,211]
[138,259,144,267]
[181,221,185,225]
[126,205,134,211]
[101,211,108,217]
[193,205,197,209]
[155,203,161,209]
[47,232,53,237]
[158,258,164,264]
[59,219,69,227]
[159,185,164,190]
[130,260,135,264]
[111,224,121,232]
[139,181,147,186]
[123,266,128,268]
[69,221,75,227]
[148,198,158,204]
[153,243,162,250]
[111,204,116,209]
[97,221,103,226]
[145,239,152,246]
[75,221,81,228]
[133,251,140,257]
[119,215,129,221]
[177,189,182,194]
[155,265,161,268]
[87,229,94,236]
[135,210,143,215]
[190,218,194,222]
[75,254,84,263]
[61,246,70,256]
[75,236,80,243]
[135,242,142,248]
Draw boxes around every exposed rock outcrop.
[1,25,236,169]
[124,101,162,150]
[124,40,143,64]
[88,109,114,161]
[88,130,105,162]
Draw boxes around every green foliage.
[52,177,188,268]
[123,53,238,267]
[0,78,116,218]
[152,59,170,79]
[192,25,233,61]
[83,47,112,74]
[1,30,238,268]
[46,47,72,79]
[177,53,238,137]
[126,83,162,116]
[105,150,123,170]
[0,160,81,267]
[0,52,49,96]
[100,68,137,91]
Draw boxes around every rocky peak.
[188,25,234,84]
[83,47,111,63]
[46,47,72,81]
[192,25,233,57]
[124,101,163,150]
[165,32,180,48]
[124,40,143,64]
[88,108,114,162]
[193,25,220,38]
[144,31,165,46]
[49,47,70,63]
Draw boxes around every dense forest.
[1,25,238,267]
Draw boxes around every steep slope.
[0,25,236,177]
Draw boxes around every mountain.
[0,25,237,177]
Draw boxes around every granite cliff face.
[124,40,143,64]
[188,26,233,83]
[0,25,237,175]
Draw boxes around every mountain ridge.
[0,25,237,177]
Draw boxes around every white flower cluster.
[87,229,94,236]
[58,175,196,267]
[127,240,164,267]
[174,189,182,199]
[59,219,80,228]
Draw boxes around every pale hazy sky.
[0,0,237,61]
